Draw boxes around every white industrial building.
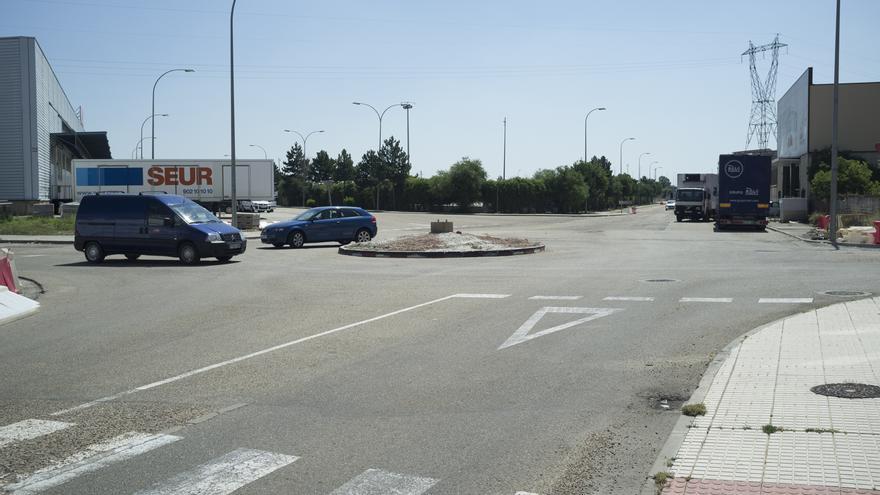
[0,36,110,213]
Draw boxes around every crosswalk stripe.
[0,419,73,449]
[529,296,582,300]
[603,296,655,301]
[329,468,438,495]
[679,297,733,303]
[133,448,298,495]
[759,297,814,304]
[5,432,181,495]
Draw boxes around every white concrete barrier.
[0,286,40,325]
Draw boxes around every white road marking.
[515,492,542,495]
[51,293,507,417]
[498,306,622,350]
[679,297,733,303]
[329,468,438,495]
[603,296,655,302]
[529,295,582,300]
[758,298,814,304]
[6,432,180,494]
[18,255,47,258]
[133,448,298,495]
[0,419,73,448]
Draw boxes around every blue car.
[75,194,246,264]
[261,206,377,248]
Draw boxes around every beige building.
[773,67,879,216]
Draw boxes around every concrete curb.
[766,225,880,249]
[338,244,545,258]
[640,296,875,494]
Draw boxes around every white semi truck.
[72,159,275,213]
[674,173,718,222]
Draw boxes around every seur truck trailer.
[715,154,771,230]
[72,159,275,213]
[674,173,718,222]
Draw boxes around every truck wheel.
[84,242,105,263]
[288,231,305,248]
[178,242,200,265]
[125,254,140,261]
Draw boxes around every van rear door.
[110,196,149,254]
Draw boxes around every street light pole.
[401,102,413,169]
[619,137,635,175]
[654,166,662,181]
[829,0,841,246]
[353,102,404,150]
[229,0,237,227]
[249,144,268,159]
[284,129,324,206]
[584,107,606,162]
[133,137,155,159]
[151,68,194,159]
[139,113,167,159]
[638,152,651,181]
[503,117,507,180]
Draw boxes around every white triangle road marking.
[133,448,298,495]
[498,307,622,350]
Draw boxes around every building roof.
[51,131,112,159]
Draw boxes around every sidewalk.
[653,297,880,494]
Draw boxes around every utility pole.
[229,0,237,227]
[402,102,413,171]
[829,0,841,246]
[743,35,787,150]
[503,117,507,180]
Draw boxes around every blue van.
[74,194,246,264]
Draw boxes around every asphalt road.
[2,206,879,494]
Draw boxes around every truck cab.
[674,188,710,222]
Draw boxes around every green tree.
[378,136,410,209]
[309,150,336,182]
[281,143,305,177]
[573,159,611,211]
[811,157,876,200]
[334,149,355,182]
[553,166,588,213]
[446,157,487,210]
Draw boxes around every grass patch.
[653,471,672,493]
[805,427,840,434]
[681,403,706,417]
[762,424,783,434]
[0,215,75,235]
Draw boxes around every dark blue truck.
[715,154,771,231]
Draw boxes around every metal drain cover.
[643,279,680,283]
[820,290,872,297]
[811,383,880,399]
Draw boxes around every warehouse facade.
[0,36,110,213]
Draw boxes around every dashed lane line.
[758,298,814,304]
[603,296,655,302]
[0,419,73,449]
[679,297,733,303]
[5,432,181,494]
[133,448,298,495]
[528,296,582,300]
[50,293,509,417]
[328,468,438,495]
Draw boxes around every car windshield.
[169,201,222,224]
[293,209,321,221]
[676,190,704,202]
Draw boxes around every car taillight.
[371,216,377,223]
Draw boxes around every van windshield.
[170,201,222,224]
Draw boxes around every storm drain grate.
[811,383,880,399]
[820,290,872,297]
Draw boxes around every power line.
[742,34,787,150]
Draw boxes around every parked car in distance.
[261,206,377,248]
[75,194,246,265]
[251,200,274,213]
[665,199,675,210]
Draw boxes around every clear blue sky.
[4,0,879,182]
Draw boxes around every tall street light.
[132,137,155,159]
[619,137,635,175]
[829,0,841,246]
[401,102,414,169]
[654,166,662,181]
[151,68,194,159]
[229,0,237,227]
[139,113,167,159]
[650,160,659,180]
[284,129,325,206]
[584,107,606,162]
[249,144,268,159]
[352,101,404,149]
[638,152,651,180]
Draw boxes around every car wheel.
[178,242,200,265]
[216,256,233,262]
[124,254,140,261]
[84,242,105,263]
[355,229,372,243]
[272,243,285,248]
[288,231,305,248]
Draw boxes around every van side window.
[116,197,147,221]
[147,201,172,227]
